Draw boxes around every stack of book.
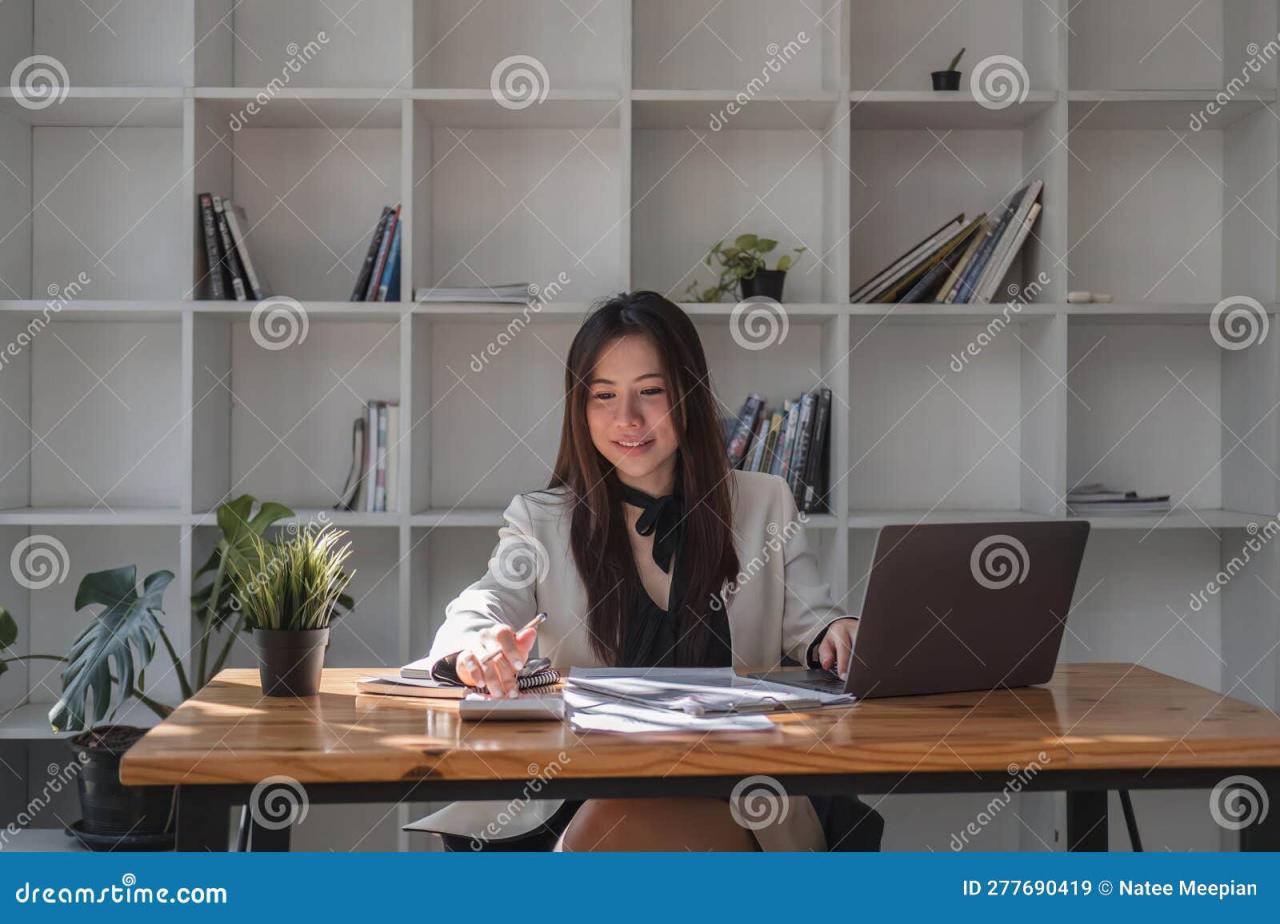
[1067,483,1171,517]
[198,193,269,301]
[335,400,400,513]
[413,283,537,303]
[850,180,1043,304]
[724,389,832,514]
[350,205,403,301]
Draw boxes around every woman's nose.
[619,392,644,426]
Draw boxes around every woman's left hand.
[816,617,859,680]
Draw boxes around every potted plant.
[686,234,806,303]
[932,47,965,91]
[0,495,302,849]
[229,524,354,697]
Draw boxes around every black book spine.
[198,193,227,300]
[803,388,832,513]
[351,206,391,301]
[726,393,764,469]
[213,196,247,301]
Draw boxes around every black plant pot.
[69,725,174,843]
[931,70,962,91]
[256,627,329,696]
[739,269,787,302]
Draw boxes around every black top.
[616,476,733,668]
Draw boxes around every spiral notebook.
[357,657,560,700]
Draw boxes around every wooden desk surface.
[119,664,1280,786]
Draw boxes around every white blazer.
[413,469,849,850]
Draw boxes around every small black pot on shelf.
[739,269,787,302]
[68,725,175,850]
[255,627,330,696]
[931,70,962,91]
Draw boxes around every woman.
[418,291,881,851]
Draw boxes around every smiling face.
[585,334,681,495]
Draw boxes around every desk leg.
[1066,791,1109,851]
[175,786,231,852]
[248,819,292,852]
[1238,772,1280,852]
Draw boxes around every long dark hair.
[547,291,739,665]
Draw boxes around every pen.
[478,612,547,664]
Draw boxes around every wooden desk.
[120,663,1280,852]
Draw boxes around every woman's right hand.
[455,622,540,697]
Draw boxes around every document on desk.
[564,689,774,733]
[566,667,852,717]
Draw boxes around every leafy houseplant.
[932,47,965,90]
[686,234,805,303]
[229,525,354,696]
[0,495,306,847]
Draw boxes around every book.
[976,202,1042,304]
[351,206,392,301]
[778,400,801,483]
[726,393,765,469]
[334,416,368,511]
[376,217,402,301]
[802,388,831,513]
[954,186,1026,304]
[942,220,992,303]
[364,401,381,512]
[385,402,399,512]
[747,415,770,472]
[197,193,227,300]
[761,411,783,476]
[878,218,983,303]
[973,181,1043,303]
[212,195,248,301]
[413,283,538,303]
[769,401,791,478]
[789,391,816,497]
[223,202,267,301]
[849,214,965,303]
[374,401,388,512]
[365,205,399,302]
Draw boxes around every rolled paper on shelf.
[1091,293,1113,304]
[1067,291,1093,303]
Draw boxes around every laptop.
[748,521,1090,699]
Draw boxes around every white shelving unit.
[2,0,1278,853]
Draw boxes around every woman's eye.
[642,387,665,397]
[592,392,614,401]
